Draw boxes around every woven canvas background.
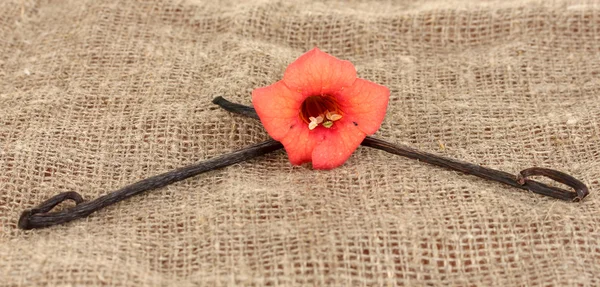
[1,0,600,286]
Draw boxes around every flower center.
[299,95,343,130]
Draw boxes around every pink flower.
[252,48,389,169]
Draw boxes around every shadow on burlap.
[1,0,599,286]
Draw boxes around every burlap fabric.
[1,0,599,286]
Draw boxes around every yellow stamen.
[310,115,324,124]
[325,110,342,121]
[299,96,342,130]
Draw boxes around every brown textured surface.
[1,0,599,286]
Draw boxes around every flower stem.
[18,139,283,230]
[213,96,589,202]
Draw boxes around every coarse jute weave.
[1,0,599,286]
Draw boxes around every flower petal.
[280,122,323,165]
[337,78,390,135]
[252,81,303,140]
[311,119,366,170]
[283,48,357,97]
